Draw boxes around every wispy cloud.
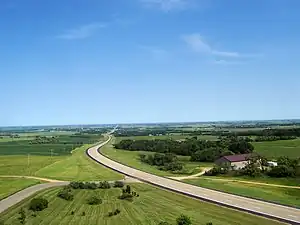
[138,45,170,60]
[140,0,190,12]
[182,33,261,62]
[57,23,107,40]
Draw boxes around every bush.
[82,211,86,216]
[118,193,134,201]
[268,165,295,177]
[204,166,228,176]
[206,223,213,225]
[99,181,111,189]
[176,214,192,225]
[29,198,48,211]
[158,222,172,225]
[71,211,75,215]
[108,209,121,217]
[57,188,74,201]
[87,196,102,205]
[108,212,114,217]
[84,182,98,190]
[114,181,124,188]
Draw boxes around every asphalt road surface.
[0,182,69,214]
[87,136,300,225]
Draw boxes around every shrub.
[125,185,131,193]
[114,181,125,188]
[115,209,121,214]
[71,211,75,215]
[206,223,213,225]
[118,193,134,201]
[18,208,26,224]
[176,214,192,225]
[158,222,171,225]
[84,182,98,190]
[57,188,74,201]
[87,196,102,205]
[99,181,111,189]
[29,198,48,211]
[82,212,86,216]
[108,212,114,217]
[268,165,295,177]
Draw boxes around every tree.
[18,208,26,224]
[87,196,102,205]
[57,188,74,201]
[176,214,192,225]
[29,198,48,211]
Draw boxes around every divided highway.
[87,135,300,225]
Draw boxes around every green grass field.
[101,139,212,177]
[253,138,300,159]
[0,178,42,200]
[0,184,284,225]
[35,144,122,181]
[184,177,300,208]
[0,155,66,176]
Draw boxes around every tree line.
[114,137,254,162]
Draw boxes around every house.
[215,154,252,170]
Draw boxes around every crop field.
[0,178,42,200]
[0,134,103,156]
[101,140,212,177]
[116,135,218,142]
[184,177,300,208]
[0,184,284,225]
[253,138,300,159]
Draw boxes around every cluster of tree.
[87,196,102,205]
[206,155,300,178]
[139,153,183,171]
[158,214,211,225]
[69,181,111,189]
[29,198,49,212]
[118,185,139,201]
[226,127,300,138]
[254,136,296,142]
[115,137,254,162]
[57,187,74,201]
[29,136,59,144]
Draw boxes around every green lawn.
[35,144,122,181]
[0,184,284,225]
[253,138,300,159]
[184,177,300,208]
[0,178,42,200]
[101,139,212,177]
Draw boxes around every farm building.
[215,154,252,170]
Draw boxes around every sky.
[1,0,300,126]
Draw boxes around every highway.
[87,135,300,225]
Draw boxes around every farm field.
[0,134,103,156]
[116,135,218,141]
[35,144,122,181]
[183,177,300,208]
[0,184,284,225]
[0,178,42,200]
[253,138,300,159]
[101,139,212,177]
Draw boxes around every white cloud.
[140,0,189,11]
[182,33,261,63]
[57,23,107,40]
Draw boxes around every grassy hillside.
[0,184,284,225]
[35,144,122,181]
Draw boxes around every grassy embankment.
[0,184,284,225]
[183,177,300,208]
[0,178,42,200]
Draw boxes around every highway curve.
[87,136,300,225]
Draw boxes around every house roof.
[222,154,252,162]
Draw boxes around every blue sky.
[1,0,299,126]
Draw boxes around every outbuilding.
[215,154,252,170]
